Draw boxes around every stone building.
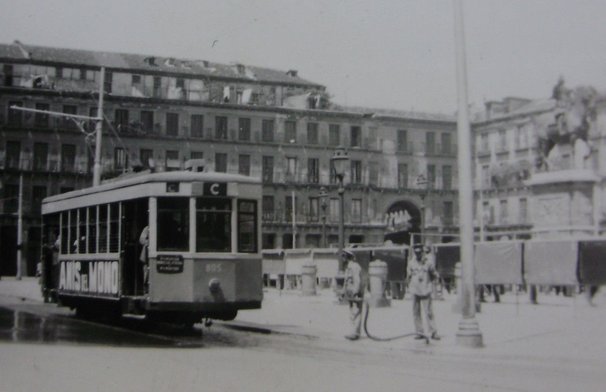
[0,41,458,276]
[472,82,606,240]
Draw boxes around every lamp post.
[330,149,349,272]
[319,186,328,248]
[415,174,429,245]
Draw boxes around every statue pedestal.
[525,170,600,239]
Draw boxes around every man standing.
[407,244,440,340]
[342,250,364,341]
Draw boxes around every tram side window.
[69,210,78,254]
[87,206,97,253]
[99,204,108,252]
[61,212,69,254]
[77,208,86,254]
[158,198,189,251]
[238,200,257,253]
[196,198,231,253]
[109,203,120,253]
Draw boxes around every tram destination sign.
[157,255,184,273]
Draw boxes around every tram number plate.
[205,263,222,273]
[157,255,184,274]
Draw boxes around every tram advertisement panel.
[58,260,120,297]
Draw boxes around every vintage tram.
[40,164,263,326]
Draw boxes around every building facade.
[0,41,459,276]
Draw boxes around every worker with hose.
[342,250,364,341]
[407,244,441,341]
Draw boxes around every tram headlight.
[209,278,221,293]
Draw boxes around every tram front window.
[196,198,231,252]
[157,198,189,251]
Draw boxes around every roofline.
[42,170,260,205]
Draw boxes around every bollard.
[368,260,390,307]
[301,264,317,296]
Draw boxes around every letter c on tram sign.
[211,183,219,195]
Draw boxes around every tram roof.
[42,170,261,205]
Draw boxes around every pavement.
[1,276,605,364]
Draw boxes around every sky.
[1,0,606,115]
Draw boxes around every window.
[190,151,204,160]
[262,119,274,142]
[7,101,23,126]
[114,147,128,170]
[351,160,362,184]
[158,198,189,251]
[309,197,319,222]
[239,118,251,141]
[115,109,129,132]
[263,195,275,220]
[35,103,50,128]
[33,142,48,171]
[308,158,319,184]
[32,186,47,211]
[62,105,77,129]
[285,195,297,222]
[369,162,378,185]
[131,74,141,85]
[165,150,179,171]
[166,112,179,136]
[5,141,21,169]
[285,121,297,143]
[307,122,319,144]
[194,198,232,252]
[104,71,113,94]
[398,163,408,188]
[443,201,454,225]
[500,199,508,224]
[238,200,257,253]
[286,157,297,179]
[215,153,227,173]
[61,144,76,172]
[329,124,340,146]
[397,130,407,151]
[153,76,162,98]
[498,130,507,151]
[351,126,362,147]
[426,132,435,154]
[480,134,489,152]
[262,156,274,182]
[329,198,339,222]
[442,165,452,189]
[351,199,362,223]
[215,116,228,140]
[519,198,528,224]
[140,111,154,133]
[3,184,19,213]
[3,65,14,86]
[88,107,98,132]
[191,114,204,138]
[427,164,436,187]
[140,149,153,169]
[441,133,452,154]
[239,154,251,176]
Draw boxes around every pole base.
[302,289,317,296]
[368,295,391,308]
[456,318,483,348]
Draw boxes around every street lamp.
[330,149,349,272]
[416,174,429,244]
[319,186,328,248]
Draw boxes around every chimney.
[286,70,298,77]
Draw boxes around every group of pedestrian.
[342,243,440,341]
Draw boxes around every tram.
[40,161,263,326]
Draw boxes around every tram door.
[122,199,149,296]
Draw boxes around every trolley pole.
[16,173,23,280]
[454,0,483,347]
[292,190,296,249]
[93,67,105,187]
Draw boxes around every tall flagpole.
[454,0,483,347]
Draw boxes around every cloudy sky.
[1,0,605,114]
